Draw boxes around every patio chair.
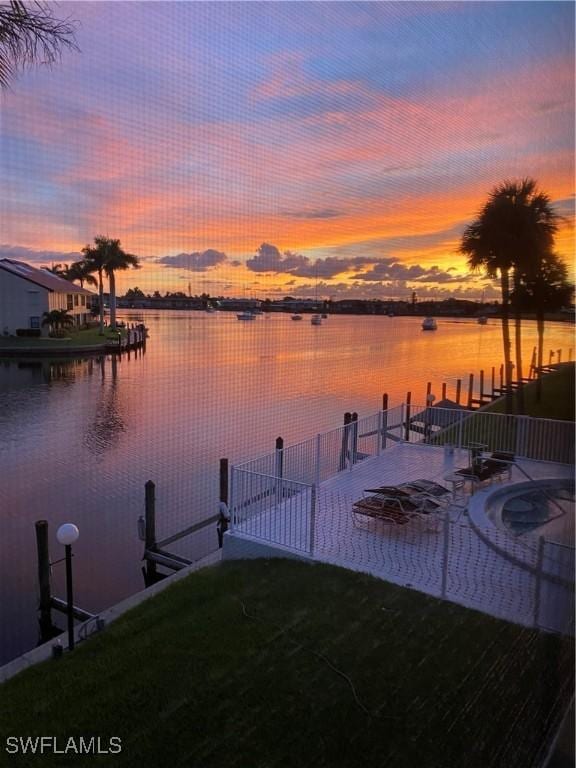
[454,450,515,485]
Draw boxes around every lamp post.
[56,523,79,651]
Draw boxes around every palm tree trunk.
[513,269,525,414]
[536,311,545,403]
[500,269,514,414]
[98,268,105,335]
[109,270,117,330]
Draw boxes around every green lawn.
[0,560,573,768]
[486,363,575,421]
[0,327,126,349]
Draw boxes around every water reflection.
[83,356,126,456]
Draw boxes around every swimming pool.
[473,479,574,546]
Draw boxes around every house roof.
[0,259,94,295]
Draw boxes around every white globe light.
[57,523,79,546]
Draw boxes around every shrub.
[15,328,41,338]
[48,329,69,338]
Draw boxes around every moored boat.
[237,311,256,321]
[310,314,322,325]
[422,317,437,331]
[291,314,303,321]
[477,316,488,325]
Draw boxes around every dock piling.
[339,413,351,470]
[144,480,157,583]
[35,520,55,644]
[404,393,412,442]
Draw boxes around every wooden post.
[219,458,229,506]
[381,393,388,450]
[557,349,562,364]
[529,347,536,379]
[548,350,554,366]
[144,480,157,582]
[426,381,432,403]
[441,383,446,401]
[467,373,474,409]
[339,413,351,470]
[491,367,495,397]
[499,364,504,392]
[35,520,54,643]
[479,370,484,403]
[404,392,411,442]
[217,459,229,548]
[455,379,461,405]
[351,412,358,465]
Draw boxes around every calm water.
[0,311,573,664]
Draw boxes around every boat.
[291,314,303,321]
[237,311,256,321]
[422,317,437,331]
[321,313,328,319]
[310,314,322,326]
[205,306,216,313]
[477,316,488,325]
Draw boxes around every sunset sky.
[1,1,574,300]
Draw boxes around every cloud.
[351,260,473,283]
[157,250,227,272]
[0,244,80,264]
[281,209,342,219]
[245,243,309,274]
[245,243,384,278]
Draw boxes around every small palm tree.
[42,309,74,334]
[65,260,98,289]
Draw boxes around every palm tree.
[81,239,108,334]
[42,308,73,334]
[460,179,559,413]
[0,1,78,88]
[82,236,139,332]
[44,263,65,276]
[66,260,98,289]
[512,252,574,401]
[103,242,139,329]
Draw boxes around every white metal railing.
[230,468,315,554]
[234,405,574,483]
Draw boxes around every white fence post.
[229,467,236,530]
[515,415,528,458]
[315,433,321,489]
[441,517,450,598]
[309,485,316,555]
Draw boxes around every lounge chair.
[352,479,449,530]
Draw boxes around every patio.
[225,441,574,634]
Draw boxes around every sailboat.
[310,262,322,325]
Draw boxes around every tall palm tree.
[82,236,139,331]
[103,242,139,329]
[512,252,574,402]
[0,0,78,88]
[81,239,108,334]
[460,179,559,413]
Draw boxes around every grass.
[0,559,573,768]
[486,364,575,421]
[0,327,127,349]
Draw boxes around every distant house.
[0,259,95,336]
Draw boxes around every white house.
[0,259,95,336]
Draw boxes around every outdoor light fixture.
[56,523,79,651]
